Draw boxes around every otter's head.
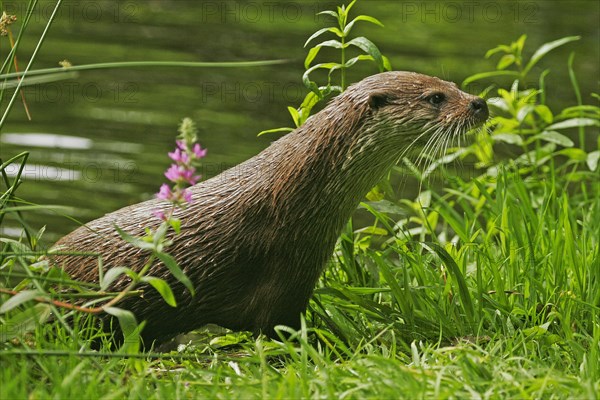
[344,71,488,155]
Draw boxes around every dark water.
[1,0,598,243]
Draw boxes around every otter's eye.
[426,93,446,106]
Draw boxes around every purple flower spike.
[154,121,206,217]
[164,164,200,185]
[157,183,172,200]
[192,144,207,158]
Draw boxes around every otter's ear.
[368,92,392,110]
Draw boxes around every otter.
[51,71,488,346]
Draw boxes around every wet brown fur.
[51,71,488,346]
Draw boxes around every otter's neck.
[262,97,398,236]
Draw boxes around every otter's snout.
[469,97,489,123]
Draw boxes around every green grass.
[1,157,598,399]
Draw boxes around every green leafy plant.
[463,36,599,185]
[259,0,391,135]
[308,35,599,361]
[0,118,206,353]
[0,151,90,347]
[463,34,580,87]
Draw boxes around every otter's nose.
[469,98,489,121]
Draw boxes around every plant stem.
[340,19,346,90]
[0,0,63,128]
[0,60,289,81]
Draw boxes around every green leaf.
[343,0,359,15]
[485,44,512,58]
[343,15,384,35]
[515,34,527,53]
[304,46,321,69]
[304,27,342,47]
[533,131,574,147]
[114,225,154,250]
[155,252,195,296]
[209,332,252,347]
[361,200,407,215]
[382,55,392,71]
[100,267,132,291]
[586,150,600,171]
[497,54,516,70]
[557,148,587,161]
[547,118,599,130]
[342,55,376,70]
[317,10,339,19]
[556,105,600,120]
[346,37,385,72]
[493,133,523,145]
[165,218,179,235]
[295,91,325,126]
[287,106,300,127]
[356,226,388,236]
[257,127,294,137]
[141,276,177,307]
[0,290,42,313]
[462,70,520,87]
[302,63,340,94]
[516,104,535,122]
[104,307,141,353]
[153,221,169,248]
[534,105,553,124]
[315,39,344,49]
[523,36,580,76]
[365,185,385,201]
[299,90,322,112]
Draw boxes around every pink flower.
[168,148,189,163]
[154,130,206,217]
[164,164,184,182]
[152,209,167,221]
[192,144,207,158]
[164,164,200,185]
[156,184,172,200]
[181,189,193,204]
[181,167,200,185]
